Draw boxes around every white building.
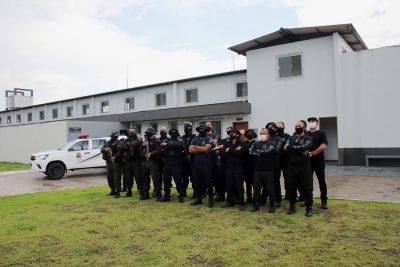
[0,24,399,166]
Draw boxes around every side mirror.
[68,147,74,152]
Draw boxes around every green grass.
[0,162,31,172]
[0,187,399,267]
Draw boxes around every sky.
[1,0,399,110]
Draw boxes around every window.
[16,114,21,123]
[69,140,89,151]
[125,98,135,110]
[150,123,158,132]
[168,121,178,130]
[185,89,198,103]
[236,82,248,97]
[82,104,90,115]
[92,139,107,149]
[132,124,142,133]
[66,106,73,117]
[100,101,109,113]
[7,116,11,124]
[39,111,45,120]
[27,112,32,122]
[155,93,166,106]
[278,54,302,78]
[52,108,58,119]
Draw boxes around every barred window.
[155,93,166,106]
[185,89,198,103]
[236,82,248,97]
[278,54,302,78]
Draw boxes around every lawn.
[0,162,31,172]
[0,187,399,267]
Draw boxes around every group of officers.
[101,117,328,217]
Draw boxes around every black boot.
[274,201,281,208]
[139,191,145,201]
[287,203,296,215]
[124,190,132,198]
[108,191,115,196]
[183,190,187,198]
[162,194,171,202]
[114,192,121,198]
[178,195,184,203]
[250,203,260,212]
[191,198,203,206]
[269,201,276,213]
[144,191,150,200]
[208,197,214,208]
[305,206,313,217]
[222,202,234,208]
[321,201,328,210]
[156,191,162,202]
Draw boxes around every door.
[233,121,249,134]
[67,140,92,169]
[90,138,108,167]
[319,117,338,162]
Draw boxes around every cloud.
[279,0,400,47]
[0,0,245,109]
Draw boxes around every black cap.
[169,128,179,135]
[111,130,118,136]
[307,117,318,122]
[145,127,156,135]
[245,129,257,138]
[196,124,207,132]
[229,127,239,133]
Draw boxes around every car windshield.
[58,141,77,150]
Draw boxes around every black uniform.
[217,137,231,201]
[243,139,256,203]
[223,138,247,206]
[208,133,223,199]
[249,137,283,209]
[101,137,124,195]
[286,134,313,208]
[272,134,287,205]
[181,132,196,196]
[142,136,163,200]
[306,130,328,203]
[123,135,147,199]
[190,135,214,201]
[162,137,186,201]
[277,131,291,199]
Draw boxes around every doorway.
[319,117,338,162]
[233,121,249,132]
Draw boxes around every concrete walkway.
[0,167,399,203]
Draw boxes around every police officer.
[284,121,314,217]
[205,121,222,201]
[189,124,215,208]
[101,130,124,198]
[123,128,148,200]
[243,129,257,203]
[276,121,290,200]
[249,128,283,213]
[216,126,233,202]
[306,117,329,209]
[181,122,196,198]
[161,128,186,203]
[159,127,169,142]
[222,128,247,210]
[142,127,163,202]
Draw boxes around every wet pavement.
[0,168,399,202]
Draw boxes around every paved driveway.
[0,168,399,202]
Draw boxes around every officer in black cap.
[215,126,233,202]
[142,127,163,201]
[189,123,215,208]
[306,117,329,209]
[181,122,196,198]
[243,129,257,203]
[284,121,314,217]
[101,130,124,198]
[123,128,148,200]
[276,121,291,200]
[161,128,186,203]
[221,128,247,210]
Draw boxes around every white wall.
[0,121,68,163]
[246,36,337,131]
[66,120,123,139]
[338,46,400,148]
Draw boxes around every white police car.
[30,136,125,180]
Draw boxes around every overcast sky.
[1,0,399,110]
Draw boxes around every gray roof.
[229,23,367,55]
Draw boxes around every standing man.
[284,121,314,217]
[189,124,215,208]
[276,121,290,200]
[205,121,223,201]
[161,128,186,203]
[123,128,147,200]
[307,117,329,209]
[243,129,257,203]
[249,128,283,213]
[142,127,163,202]
[101,130,124,198]
[216,126,233,202]
[181,122,196,198]
[222,128,247,210]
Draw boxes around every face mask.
[111,135,118,140]
[199,131,207,137]
[268,128,276,136]
[229,133,237,139]
[170,132,178,139]
[206,127,212,132]
[160,131,167,137]
[128,132,137,138]
[277,128,284,135]
[309,122,317,129]
[295,127,304,135]
[259,134,268,141]
[246,134,255,140]
[184,127,192,133]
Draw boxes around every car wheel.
[47,162,66,180]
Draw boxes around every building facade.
[0,24,399,166]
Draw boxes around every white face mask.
[309,122,317,129]
[259,134,267,141]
